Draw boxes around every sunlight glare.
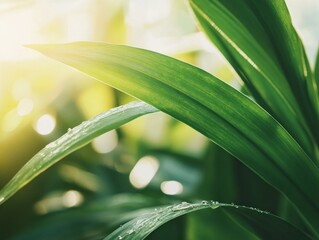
[12,80,32,100]
[17,98,34,116]
[2,109,22,132]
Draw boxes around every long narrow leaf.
[0,101,157,205]
[11,194,166,240]
[315,48,319,90]
[104,201,312,240]
[29,42,319,234]
[189,0,319,155]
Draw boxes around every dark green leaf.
[11,194,166,240]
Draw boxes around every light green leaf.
[0,101,157,205]
[29,42,319,235]
[104,201,312,240]
[189,0,319,155]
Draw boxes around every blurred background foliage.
[0,0,318,239]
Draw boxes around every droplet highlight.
[172,202,193,212]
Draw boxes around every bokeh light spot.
[129,156,159,189]
[92,130,118,154]
[62,190,83,208]
[34,114,56,135]
[2,109,21,132]
[160,180,183,195]
[17,98,34,116]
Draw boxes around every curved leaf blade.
[315,48,319,91]
[11,194,166,240]
[29,42,319,234]
[0,101,157,205]
[189,0,319,155]
[104,201,312,240]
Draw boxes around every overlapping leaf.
[28,42,319,234]
[11,194,165,240]
[104,201,312,240]
[0,101,157,205]
[189,0,319,157]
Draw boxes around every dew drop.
[210,204,219,210]
[68,128,72,132]
[172,202,193,212]
[46,142,57,148]
[118,236,123,240]
[201,200,208,205]
[209,200,219,209]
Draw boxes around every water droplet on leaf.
[172,202,193,212]
[209,200,219,209]
[201,200,208,205]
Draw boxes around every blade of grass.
[104,201,312,240]
[0,101,157,205]
[29,42,319,235]
[189,0,319,156]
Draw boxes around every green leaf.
[188,144,280,239]
[315,48,319,92]
[11,194,167,240]
[0,101,157,205]
[189,0,319,156]
[104,201,312,240]
[187,206,258,240]
[29,42,319,235]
